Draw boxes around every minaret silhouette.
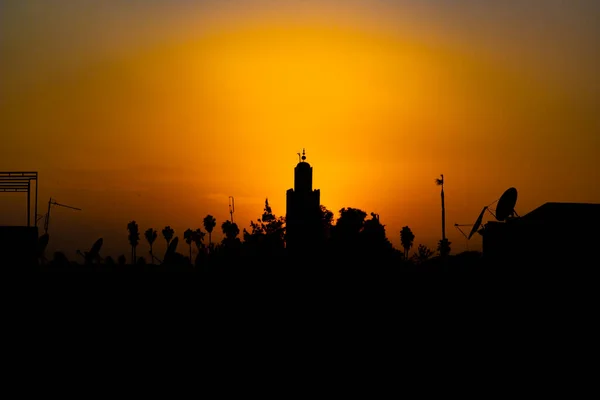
[294,149,311,192]
[286,149,322,258]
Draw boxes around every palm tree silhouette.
[400,226,415,260]
[184,228,194,263]
[127,220,140,264]
[162,226,174,249]
[193,228,205,247]
[145,228,158,264]
[192,228,206,261]
[203,215,216,250]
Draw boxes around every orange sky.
[1,0,599,260]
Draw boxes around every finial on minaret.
[301,148,306,162]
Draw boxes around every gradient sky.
[1,0,599,260]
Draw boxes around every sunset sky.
[1,0,599,260]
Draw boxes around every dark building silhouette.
[286,149,322,257]
[0,226,39,267]
[481,202,600,267]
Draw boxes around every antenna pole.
[27,180,31,227]
[35,174,38,228]
[440,174,446,241]
[44,197,81,234]
[454,224,469,251]
[229,196,235,223]
[44,197,52,234]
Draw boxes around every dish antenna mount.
[77,238,103,265]
[494,187,519,221]
[454,224,471,239]
[454,223,472,250]
[459,187,521,241]
[468,206,488,239]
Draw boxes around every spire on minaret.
[293,148,312,192]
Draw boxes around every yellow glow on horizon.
[2,2,599,260]
[162,22,474,199]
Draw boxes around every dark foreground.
[4,250,593,272]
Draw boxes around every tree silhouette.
[192,228,205,253]
[400,226,415,260]
[184,228,194,263]
[162,226,174,249]
[332,207,366,242]
[336,208,367,235]
[118,254,126,266]
[437,238,451,258]
[127,221,140,264]
[328,207,368,259]
[412,244,434,265]
[203,215,216,250]
[320,205,334,241]
[145,228,158,264]
[220,220,242,257]
[243,198,285,257]
[361,212,394,256]
[222,220,240,241]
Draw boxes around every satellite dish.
[468,206,488,240]
[495,187,518,221]
[166,237,179,256]
[89,238,103,258]
[37,234,49,251]
[163,237,179,265]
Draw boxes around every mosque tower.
[285,149,322,257]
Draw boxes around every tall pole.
[229,196,235,223]
[441,178,446,241]
[34,173,38,228]
[435,174,445,241]
[44,197,52,235]
[27,180,31,227]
